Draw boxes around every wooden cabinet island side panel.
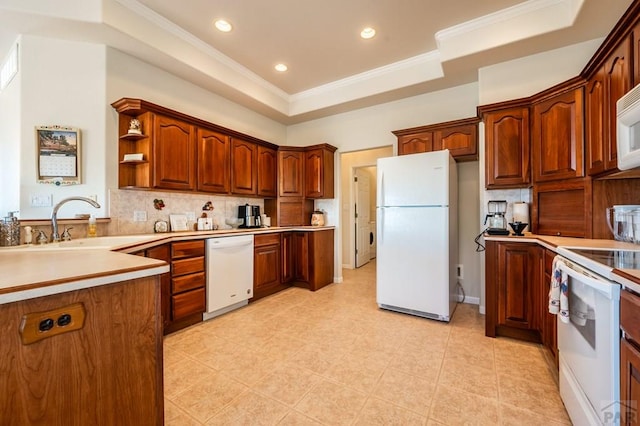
[0,276,163,425]
[483,106,531,188]
[196,127,231,194]
[153,115,196,191]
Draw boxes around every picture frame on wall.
[36,125,81,185]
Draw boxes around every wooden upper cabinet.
[279,149,304,197]
[633,20,640,87]
[153,115,196,191]
[532,178,592,238]
[196,128,230,194]
[393,117,479,161]
[483,106,531,188]
[257,145,277,198]
[434,123,478,161]
[605,38,632,171]
[586,37,631,176]
[231,138,258,195]
[531,87,584,183]
[586,67,607,176]
[397,131,432,155]
[305,145,336,199]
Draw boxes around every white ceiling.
[0,0,634,123]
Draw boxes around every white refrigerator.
[376,150,458,322]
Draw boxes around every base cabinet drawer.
[172,272,205,293]
[172,256,205,276]
[172,288,206,320]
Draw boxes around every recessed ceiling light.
[360,27,376,39]
[275,63,288,72]
[214,19,232,32]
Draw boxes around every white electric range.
[552,246,640,425]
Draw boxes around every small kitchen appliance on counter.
[238,204,262,228]
[484,200,509,235]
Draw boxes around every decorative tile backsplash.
[107,189,265,235]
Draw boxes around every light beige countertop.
[484,232,640,287]
[0,226,335,304]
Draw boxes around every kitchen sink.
[1,235,160,252]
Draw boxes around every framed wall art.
[36,125,81,185]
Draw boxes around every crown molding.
[435,0,585,61]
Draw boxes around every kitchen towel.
[549,256,570,324]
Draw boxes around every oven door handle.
[556,257,619,300]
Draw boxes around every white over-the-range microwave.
[617,82,640,170]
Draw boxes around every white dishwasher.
[203,234,254,320]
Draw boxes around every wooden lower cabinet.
[0,276,164,424]
[252,229,335,301]
[253,233,286,301]
[485,241,543,342]
[621,289,640,425]
[159,240,206,334]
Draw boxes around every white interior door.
[355,169,371,267]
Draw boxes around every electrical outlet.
[30,194,52,207]
[456,264,464,280]
[133,210,147,222]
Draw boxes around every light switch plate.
[30,194,52,207]
[133,210,147,222]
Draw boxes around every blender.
[484,200,509,235]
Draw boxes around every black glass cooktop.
[570,248,640,269]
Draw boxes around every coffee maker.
[238,204,262,228]
[484,200,509,235]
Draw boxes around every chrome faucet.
[51,197,100,242]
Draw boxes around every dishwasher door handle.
[208,238,253,249]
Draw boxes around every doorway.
[339,146,393,269]
[354,167,372,268]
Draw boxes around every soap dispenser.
[0,211,20,246]
[87,215,97,238]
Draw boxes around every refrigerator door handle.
[379,208,384,243]
[379,172,385,207]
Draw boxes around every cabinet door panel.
[485,107,530,188]
[605,40,631,171]
[305,149,324,198]
[293,232,309,282]
[279,150,304,197]
[197,128,230,193]
[231,138,257,195]
[532,88,584,182]
[434,125,477,161]
[533,179,591,238]
[586,68,607,175]
[281,232,294,283]
[257,146,277,197]
[153,115,195,190]
[398,132,432,155]
[497,243,542,331]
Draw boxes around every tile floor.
[163,260,571,425]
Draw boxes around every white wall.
[0,36,21,217]
[18,35,107,219]
[288,83,482,299]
